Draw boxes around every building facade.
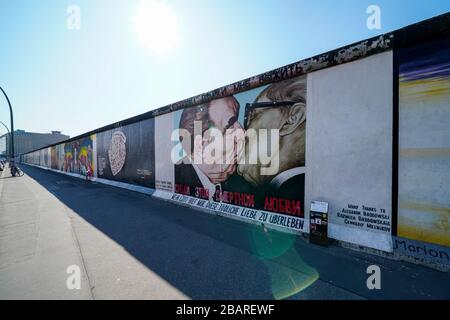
[0,130,69,158]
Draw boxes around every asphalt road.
[0,165,449,300]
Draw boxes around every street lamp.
[0,120,10,159]
[0,86,14,162]
[0,120,9,134]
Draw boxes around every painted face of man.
[208,97,241,134]
[237,95,288,186]
[195,97,243,184]
[237,85,308,188]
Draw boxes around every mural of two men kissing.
[174,75,306,218]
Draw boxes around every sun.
[132,1,179,54]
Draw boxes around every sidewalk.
[0,165,92,299]
[1,165,449,299]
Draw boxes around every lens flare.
[250,226,319,299]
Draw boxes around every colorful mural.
[62,135,95,176]
[398,37,450,247]
[173,76,306,218]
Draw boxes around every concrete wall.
[305,52,393,251]
[20,13,450,266]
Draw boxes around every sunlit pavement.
[0,165,449,300]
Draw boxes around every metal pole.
[0,87,14,162]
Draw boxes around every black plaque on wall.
[309,201,329,246]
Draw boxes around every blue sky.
[0,0,449,138]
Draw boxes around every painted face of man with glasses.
[237,76,307,189]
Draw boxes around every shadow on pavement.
[20,165,450,300]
